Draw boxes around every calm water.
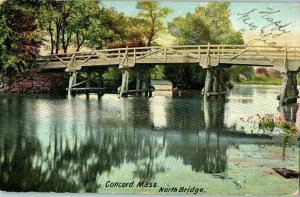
[0,85,299,194]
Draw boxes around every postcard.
[0,0,299,196]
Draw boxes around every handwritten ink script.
[237,7,291,47]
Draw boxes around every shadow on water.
[0,92,290,192]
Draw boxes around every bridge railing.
[36,45,300,68]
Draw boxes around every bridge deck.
[36,45,300,72]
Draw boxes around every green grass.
[234,74,300,85]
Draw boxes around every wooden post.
[142,81,147,97]
[279,72,288,105]
[164,47,167,63]
[73,72,77,85]
[136,72,141,96]
[141,72,147,97]
[133,48,136,65]
[218,46,220,63]
[289,72,298,97]
[86,71,91,99]
[119,70,126,97]
[292,73,299,96]
[219,69,225,93]
[198,46,201,62]
[212,70,218,93]
[286,72,292,98]
[125,69,129,93]
[98,71,103,98]
[203,69,212,97]
[205,43,210,68]
[279,71,298,105]
[68,72,76,96]
[203,96,210,129]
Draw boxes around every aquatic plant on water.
[257,114,298,136]
[237,113,299,136]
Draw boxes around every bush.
[256,68,269,76]
[229,65,254,82]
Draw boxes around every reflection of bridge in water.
[37,45,300,105]
[1,95,293,192]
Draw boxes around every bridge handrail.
[37,45,300,59]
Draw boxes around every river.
[0,84,299,194]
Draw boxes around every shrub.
[229,65,255,82]
[256,68,269,76]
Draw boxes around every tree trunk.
[76,32,84,52]
[48,21,54,54]
[62,26,67,53]
[55,20,61,54]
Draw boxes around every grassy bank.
[234,74,300,85]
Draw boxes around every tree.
[39,1,136,53]
[0,0,42,75]
[169,2,244,45]
[166,2,244,89]
[136,1,172,46]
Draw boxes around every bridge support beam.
[67,68,107,97]
[136,72,141,96]
[68,72,77,97]
[119,69,130,97]
[141,69,153,97]
[278,71,299,105]
[86,71,91,99]
[97,71,104,98]
[202,68,227,97]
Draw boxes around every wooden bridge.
[36,44,300,104]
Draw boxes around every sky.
[102,0,300,46]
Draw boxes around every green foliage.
[166,2,244,89]
[258,114,298,136]
[228,66,255,82]
[238,75,284,85]
[103,67,121,81]
[136,1,173,46]
[0,1,41,75]
[150,65,165,80]
[164,64,206,89]
[38,1,139,53]
[169,2,244,45]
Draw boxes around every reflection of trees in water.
[229,85,254,97]
[131,98,153,129]
[0,94,277,192]
[0,97,166,192]
[128,98,166,180]
[166,97,227,174]
[165,99,204,131]
[0,97,46,191]
[132,136,165,181]
[278,103,299,123]
[277,103,299,161]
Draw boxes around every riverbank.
[233,75,300,85]
[0,72,67,94]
